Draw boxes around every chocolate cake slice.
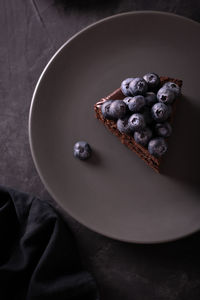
[94,76,182,172]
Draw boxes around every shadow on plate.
[87,149,102,166]
[126,228,200,261]
[160,95,200,194]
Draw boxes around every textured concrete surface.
[1,0,200,299]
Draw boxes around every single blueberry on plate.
[121,78,134,96]
[127,95,146,113]
[148,138,168,157]
[157,86,175,104]
[143,73,160,90]
[142,107,153,125]
[151,102,171,122]
[123,96,133,105]
[145,92,157,106]
[128,113,146,131]
[117,117,131,134]
[109,100,127,119]
[134,127,153,146]
[163,81,181,96]
[74,141,92,160]
[129,78,148,96]
[101,100,113,119]
[155,122,172,137]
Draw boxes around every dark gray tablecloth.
[1,0,200,299]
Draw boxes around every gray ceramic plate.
[29,11,200,243]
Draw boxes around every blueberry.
[123,96,133,105]
[148,138,168,157]
[129,78,148,96]
[117,117,131,134]
[151,102,171,122]
[145,92,157,106]
[163,81,181,96]
[155,122,172,137]
[157,86,175,104]
[109,100,127,119]
[134,127,153,146]
[143,73,160,90]
[128,113,146,132]
[121,78,134,96]
[101,100,113,119]
[143,107,153,125]
[74,141,92,160]
[127,95,146,113]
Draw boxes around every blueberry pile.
[101,73,181,158]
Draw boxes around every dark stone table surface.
[1,0,200,299]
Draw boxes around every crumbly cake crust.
[94,77,183,172]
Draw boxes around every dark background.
[1,0,200,299]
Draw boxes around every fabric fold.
[0,186,98,300]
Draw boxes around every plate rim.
[29,10,200,244]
